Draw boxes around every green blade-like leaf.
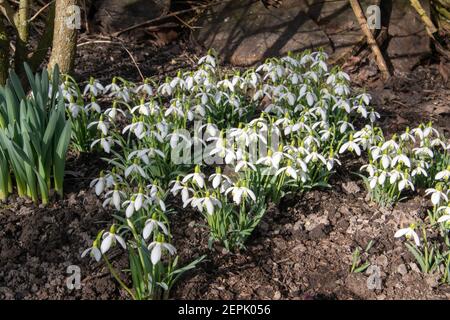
[53,121,72,195]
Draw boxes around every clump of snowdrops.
[353,123,450,283]
[355,123,450,207]
[0,65,72,204]
[79,49,387,299]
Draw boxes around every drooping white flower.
[394,225,420,246]
[182,166,205,188]
[339,137,361,156]
[225,184,256,205]
[103,187,126,210]
[147,237,177,265]
[143,217,169,239]
[100,226,126,254]
[437,215,450,224]
[81,240,102,262]
[425,186,448,206]
[435,166,450,181]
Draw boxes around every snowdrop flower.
[400,127,415,143]
[83,77,104,97]
[411,160,429,177]
[85,97,101,113]
[437,205,450,216]
[201,121,219,137]
[394,225,420,246]
[209,167,232,189]
[128,148,165,165]
[104,102,126,121]
[135,80,154,96]
[256,149,283,169]
[398,173,414,191]
[147,235,177,265]
[90,171,108,195]
[381,138,399,152]
[225,183,256,205]
[195,192,222,215]
[368,109,380,123]
[235,156,257,173]
[88,116,109,135]
[360,162,377,177]
[182,166,205,188]
[198,54,216,68]
[435,166,450,181]
[372,151,390,169]
[91,136,118,154]
[326,150,341,171]
[170,179,193,203]
[81,239,102,262]
[123,196,137,218]
[104,78,121,94]
[339,136,361,156]
[122,119,149,140]
[437,215,450,224]
[391,153,411,168]
[425,185,448,206]
[143,215,169,239]
[377,170,387,186]
[413,146,433,158]
[103,186,126,210]
[130,99,152,116]
[101,225,126,254]
[367,174,379,189]
[304,148,326,165]
[125,159,148,178]
[158,81,173,96]
[276,160,298,180]
[68,101,82,118]
[389,168,403,184]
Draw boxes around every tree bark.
[14,0,30,72]
[48,0,79,74]
[29,3,55,71]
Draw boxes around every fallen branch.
[409,0,438,38]
[349,0,391,80]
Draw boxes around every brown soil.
[1,29,450,300]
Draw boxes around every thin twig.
[77,39,145,81]
[409,0,438,38]
[349,0,391,80]
[28,0,53,23]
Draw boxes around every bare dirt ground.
[0,29,450,300]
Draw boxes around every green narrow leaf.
[8,70,26,101]
[53,121,72,196]
[24,63,38,96]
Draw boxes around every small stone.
[342,181,361,195]
[273,291,281,300]
[408,262,421,273]
[397,264,408,276]
[376,255,389,268]
[425,274,440,288]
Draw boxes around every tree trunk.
[0,18,9,85]
[14,0,30,73]
[29,3,55,71]
[48,0,79,74]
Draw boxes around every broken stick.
[349,0,391,80]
